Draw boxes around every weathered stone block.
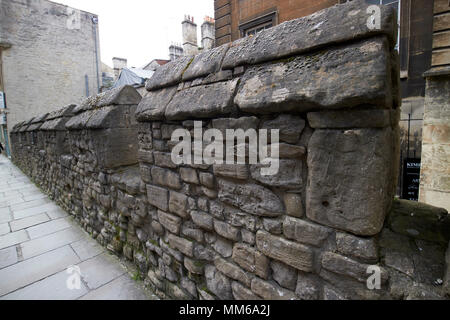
[235,37,392,114]
[169,191,190,219]
[184,257,204,275]
[261,115,306,144]
[215,257,251,287]
[214,220,240,241]
[284,193,304,218]
[271,260,297,291]
[135,86,178,121]
[222,0,397,68]
[212,237,233,258]
[218,179,284,217]
[307,110,391,129]
[182,43,230,81]
[168,234,194,257]
[151,166,181,190]
[321,252,386,284]
[213,164,249,180]
[158,210,182,234]
[336,232,379,262]
[256,230,314,272]
[165,79,239,121]
[251,278,297,300]
[250,159,302,188]
[212,116,260,135]
[180,167,199,184]
[191,210,214,231]
[232,243,269,279]
[231,282,261,300]
[296,272,321,300]
[199,172,215,189]
[205,265,233,300]
[146,184,169,211]
[306,128,394,236]
[283,216,332,247]
[262,218,282,235]
[146,55,193,90]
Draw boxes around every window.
[239,12,277,38]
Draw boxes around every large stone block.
[235,37,392,114]
[306,128,394,236]
[146,55,193,91]
[283,216,332,247]
[307,110,392,129]
[135,86,178,121]
[158,210,182,234]
[182,43,230,81]
[261,115,305,144]
[165,79,239,120]
[204,265,233,300]
[213,164,249,180]
[146,184,169,211]
[169,191,190,219]
[256,231,314,272]
[151,167,181,190]
[232,243,269,279]
[251,278,297,300]
[215,257,251,287]
[218,179,284,217]
[222,0,397,68]
[336,233,379,263]
[250,159,303,189]
[191,211,214,231]
[168,234,194,257]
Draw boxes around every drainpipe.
[92,16,100,93]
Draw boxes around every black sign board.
[402,158,421,201]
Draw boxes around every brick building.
[0,0,102,156]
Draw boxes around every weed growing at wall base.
[170,121,280,176]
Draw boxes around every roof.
[112,68,154,89]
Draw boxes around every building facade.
[0,0,102,155]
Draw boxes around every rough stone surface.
[336,232,379,262]
[271,260,297,291]
[232,243,269,279]
[158,210,182,234]
[235,37,392,114]
[284,193,304,218]
[307,128,394,236]
[204,265,233,300]
[231,281,261,300]
[215,257,251,287]
[256,231,314,272]
[165,79,239,121]
[218,179,284,217]
[307,110,392,129]
[261,115,305,144]
[182,43,230,81]
[222,0,397,68]
[283,216,332,247]
[251,278,297,300]
[146,55,193,91]
[146,185,169,211]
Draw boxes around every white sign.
[0,92,5,109]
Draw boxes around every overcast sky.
[53,0,214,68]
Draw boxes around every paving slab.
[77,253,126,290]
[0,246,18,269]
[0,230,29,250]
[10,213,50,232]
[0,223,10,236]
[26,217,72,239]
[9,198,52,213]
[70,237,104,261]
[0,245,80,296]
[80,274,155,300]
[21,226,85,260]
[2,269,89,300]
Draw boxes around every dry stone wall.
[9,0,450,300]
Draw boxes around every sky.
[53,0,214,68]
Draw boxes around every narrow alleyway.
[0,155,157,300]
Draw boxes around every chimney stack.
[201,16,215,51]
[112,57,127,79]
[169,43,184,61]
[182,15,198,56]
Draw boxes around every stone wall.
[10,1,450,300]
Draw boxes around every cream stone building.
[0,0,102,155]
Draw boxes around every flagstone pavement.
[0,154,158,300]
